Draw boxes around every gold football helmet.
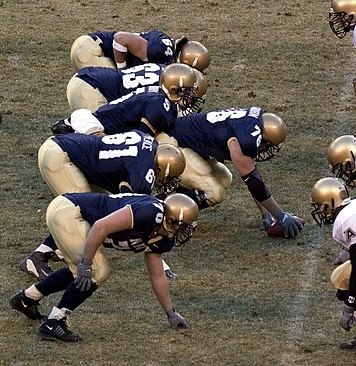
[163,193,199,246]
[155,144,186,194]
[329,0,356,38]
[327,135,356,187]
[184,70,209,114]
[311,177,350,226]
[160,63,198,111]
[178,41,211,73]
[256,113,287,162]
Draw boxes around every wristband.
[116,61,127,69]
[112,40,127,52]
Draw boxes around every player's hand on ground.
[277,211,304,238]
[261,212,275,231]
[167,309,189,329]
[339,304,356,331]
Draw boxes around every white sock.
[24,285,44,301]
[35,244,53,254]
[48,306,72,320]
[162,259,170,271]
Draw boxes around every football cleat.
[50,119,74,135]
[9,290,46,321]
[38,318,83,343]
[19,251,53,280]
[340,337,356,349]
[165,268,177,279]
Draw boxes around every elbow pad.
[241,168,271,202]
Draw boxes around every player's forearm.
[145,253,173,312]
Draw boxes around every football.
[267,215,305,238]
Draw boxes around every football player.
[310,177,356,349]
[19,130,186,280]
[327,135,356,188]
[10,192,199,342]
[52,63,199,136]
[156,107,304,238]
[66,63,208,113]
[70,29,210,73]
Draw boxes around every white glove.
[339,304,356,331]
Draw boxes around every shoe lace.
[59,317,72,332]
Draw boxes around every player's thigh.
[38,138,91,195]
[70,35,115,69]
[66,75,107,112]
[180,148,226,205]
[155,132,179,147]
[46,196,110,285]
[208,159,232,189]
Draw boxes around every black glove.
[51,119,74,135]
[166,308,189,329]
[276,211,303,238]
[74,258,93,292]
[339,304,356,331]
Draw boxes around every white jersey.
[332,200,356,250]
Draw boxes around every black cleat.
[50,119,74,135]
[39,318,83,343]
[165,268,177,279]
[340,338,356,350]
[9,291,46,321]
[19,251,53,280]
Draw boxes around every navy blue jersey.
[89,31,116,61]
[93,87,178,136]
[89,30,174,67]
[63,192,173,254]
[53,130,158,194]
[167,107,263,162]
[76,63,165,102]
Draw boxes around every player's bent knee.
[210,160,232,189]
[93,265,111,286]
[331,260,351,290]
[155,132,178,147]
[205,184,226,206]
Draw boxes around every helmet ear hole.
[159,63,197,106]
[310,177,350,226]
[163,193,199,246]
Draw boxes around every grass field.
[1,0,356,365]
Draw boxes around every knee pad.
[331,260,351,290]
